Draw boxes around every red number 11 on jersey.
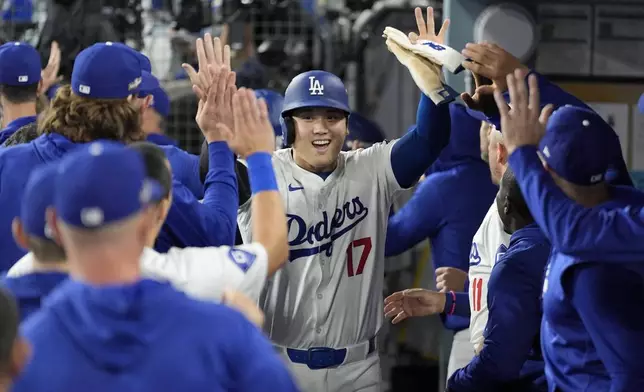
[346,237,372,277]
[472,278,483,311]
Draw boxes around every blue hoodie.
[385,103,497,331]
[0,134,237,270]
[0,271,68,321]
[526,181,644,392]
[12,279,299,392]
[447,223,549,392]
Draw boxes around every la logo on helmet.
[308,76,324,96]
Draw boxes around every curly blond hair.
[38,85,143,143]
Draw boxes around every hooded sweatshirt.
[385,103,498,331]
[0,271,68,321]
[12,279,299,392]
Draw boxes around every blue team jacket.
[385,103,497,331]
[155,142,238,251]
[0,115,37,146]
[146,133,179,147]
[1,271,68,321]
[12,279,299,392]
[539,186,644,392]
[447,223,549,392]
[509,147,639,261]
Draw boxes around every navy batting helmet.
[280,70,351,147]
[254,89,285,147]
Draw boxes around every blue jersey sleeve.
[390,94,451,188]
[509,146,644,261]
[567,262,644,392]
[482,71,593,131]
[385,178,445,256]
[443,291,471,318]
[163,145,203,199]
[160,142,238,249]
[228,313,300,391]
[447,251,545,391]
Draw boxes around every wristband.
[246,152,278,194]
[447,290,456,315]
[428,83,458,106]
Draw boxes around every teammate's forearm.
[391,95,450,188]
[509,147,644,261]
[202,142,239,246]
[247,152,288,275]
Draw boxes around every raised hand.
[195,65,236,142]
[460,72,500,116]
[409,7,450,44]
[217,88,275,158]
[182,32,232,101]
[384,288,446,324]
[461,42,527,92]
[39,41,62,96]
[494,69,554,155]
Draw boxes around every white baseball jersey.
[7,244,268,302]
[468,202,511,349]
[237,143,403,349]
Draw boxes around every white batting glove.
[385,38,457,105]
[383,26,465,74]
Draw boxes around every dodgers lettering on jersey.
[468,202,511,349]
[287,197,369,260]
[237,142,402,349]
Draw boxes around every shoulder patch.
[227,248,257,273]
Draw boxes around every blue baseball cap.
[639,93,644,114]
[0,42,42,86]
[539,105,622,186]
[21,163,59,239]
[72,42,149,99]
[109,42,152,72]
[54,141,164,229]
[148,86,170,117]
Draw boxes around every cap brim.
[138,71,160,96]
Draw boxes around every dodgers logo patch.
[228,248,257,273]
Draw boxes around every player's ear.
[496,142,508,165]
[45,207,64,246]
[9,336,31,378]
[11,218,29,250]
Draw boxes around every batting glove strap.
[427,83,458,106]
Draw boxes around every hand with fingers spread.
[460,72,501,116]
[384,288,447,324]
[461,42,528,92]
[435,267,467,292]
[493,69,555,156]
[408,6,450,45]
[217,88,275,158]
[182,32,232,101]
[195,65,237,143]
[39,41,62,96]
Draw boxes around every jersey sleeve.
[141,244,268,302]
[353,140,402,199]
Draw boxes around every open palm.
[409,7,450,45]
